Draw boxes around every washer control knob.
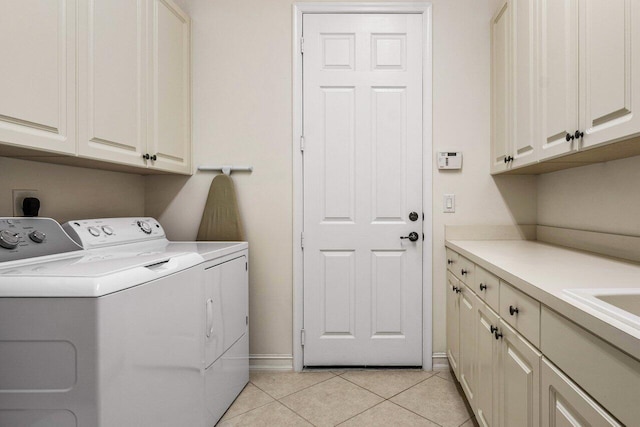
[101,226,114,235]
[29,230,46,243]
[0,230,20,249]
[137,220,152,234]
[87,226,101,237]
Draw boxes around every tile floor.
[217,369,477,427]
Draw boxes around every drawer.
[446,248,459,273]
[475,265,499,312]
[499,281,540,348]
[455,255,475,285]
[541,307,639,427]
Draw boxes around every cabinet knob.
[574,130,584,139]
[452,285,461,294]
[447,259,454,265]
[490,325,498,334]
[503,155,514,163]
[142,153,150,160]
[151,154,157,161]
[461,269,469,276]
[509,305,519,316]
[494,330,503,340]
[565,133,575,142]
[479,283,487,291]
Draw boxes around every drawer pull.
[490,325,498,334]
[494,330,503,340]
[461,269,469,276]
[509,305,519,316]
[479,283,487,291]
[447,259,454,265]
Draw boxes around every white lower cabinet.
[474,296,499,427]
[458,284,477,411]
[498,320,541,427]
[446,271,461,376]
[541,358,622,427]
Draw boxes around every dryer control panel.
[63,218,166,249]
[0,217,83,263]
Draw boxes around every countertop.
[445,239,640,361]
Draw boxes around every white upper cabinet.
[491,0,537,174]
[148,0,191,174]
[78,0,147,167]
[579,0,640,150]
[538,0,579,160]
[0,0,76,155]
[492,0,640,172]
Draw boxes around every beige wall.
[538,155,640,236]
[145,0,538,361]
[0,157,145,222]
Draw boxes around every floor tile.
[460,417,479,427]
[250,370,335,399]
[218,401,312,427]
[339,401,439,426]
[341,369,435,398]
[219,383,274,421]
[390,375,473,427]
[280,376,384,427]
[436,369,455,382]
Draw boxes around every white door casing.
[302,13,423,366]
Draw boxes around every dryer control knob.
[101,226,114,235]
[0,230,20,249]
[137,220,152,234]
[29,230,46,243]
[87,226,101,237]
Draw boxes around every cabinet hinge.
[301,232,304,249]
[300,37,304,54]
[300,135,305,152]
[301,328,305,347]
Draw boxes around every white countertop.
[445,239,640,360]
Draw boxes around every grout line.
[249,372,338,400]
[334,400,388,426]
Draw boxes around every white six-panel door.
[302,14,423,366]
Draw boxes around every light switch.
[443,194,455,213]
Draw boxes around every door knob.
[400,232,419,242]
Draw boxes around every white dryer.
[0,217,248,427]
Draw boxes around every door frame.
[292,2,433,371]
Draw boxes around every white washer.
[0,217,248,427]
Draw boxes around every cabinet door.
[580,0,640,150]
[511,0,537,168]
[475,298,499,427]
[459,284,477,410]
[498,320,541,427]
[148,0,191,174]
[0,0,76,154]
[538,0,579,161]
[78,0,147,167]
[446,271,461,376]
[490,0,511,174]
[541,358,622,427]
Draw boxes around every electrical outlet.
[12,189,38,217]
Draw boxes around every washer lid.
[0,250,204,297]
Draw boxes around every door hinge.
[300,37,304,54]
[300,135,305,152]
[301,328,305,347]
[246,315,249,325]
[245,261,248,271]
[301,232,305,249]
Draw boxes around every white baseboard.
[432,352,450,371]
[249,354,293,371]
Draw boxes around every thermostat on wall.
[438,152,462,170]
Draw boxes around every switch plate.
[12,189,38,216]
[443,194,455,213]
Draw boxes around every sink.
[563,288,640,331]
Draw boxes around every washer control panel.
[62,217,166,249]
[0,218,83,262]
